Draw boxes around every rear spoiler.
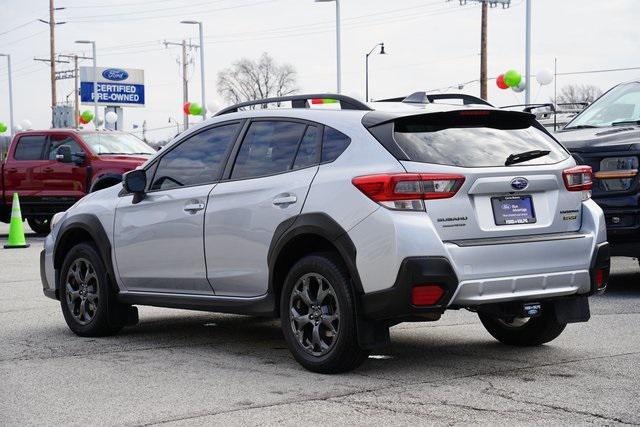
[376,92,493,107]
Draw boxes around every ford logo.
[102,68,129,81]
[511,177,529,191]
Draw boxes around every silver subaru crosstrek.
[41,93,610,373]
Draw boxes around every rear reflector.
[352,173,465,211]
[595,268,606,289]
[563,166,593,191]
[411,285,445,306]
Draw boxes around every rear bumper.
[359,243,609,322]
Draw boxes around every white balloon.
[20,119,32,130]
[536,68,553,86]
[206,101,219,114]
[13,124,23,132]
[512,78,526,93]
[105,111,118,124]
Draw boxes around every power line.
[0,20,37,37]
[60,0,193,9]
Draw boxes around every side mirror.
[55,145,73,163]
[123,169,147,202]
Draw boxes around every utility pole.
[0,54,14,135]
[164,39,197,131]
[524,0,532,104]
[448,0,510,101]
[38,1,66,126]
[58,54,92,127]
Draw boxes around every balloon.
[20,119,32,130]
[13,124,22,132]
[496,74,509,90]
[512,78,526,93]
[183,102,191,115]
[81,110,94,123]
[536,68,553,86]
[96,116,104,127]
[206,101,219,114]
[504,69,522,88]
[79,116,88,125]
[105,111,118,124]
[188,102,203,116]
[0,122,7,133]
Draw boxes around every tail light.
[563,166,593,193]
[411,284,444,306]
[352,173,465,211]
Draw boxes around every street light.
[181,20,206,119]
[0,53,14,136]
[365,43,385,102]
[315,0,341,94]
[75,40,98,129]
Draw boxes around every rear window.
[14,136,47,160]
[392,113,569,167]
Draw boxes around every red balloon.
[496,74,509,90]
[183,102,191,115]
[79,116,88,125]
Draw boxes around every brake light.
[352,173,465,211]
[563,166,593,191]
[411,285,444,306]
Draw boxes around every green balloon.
[504,69,522,88]
[81,110,94,122]
[189,102,203,115]
[0,122,7,133]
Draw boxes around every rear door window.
[231,121,307,179]
[292,125,319,169]
[393,113,569,167]
[14,135,47,160]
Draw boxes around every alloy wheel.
[65,258,99,325]
[289,273,340,357]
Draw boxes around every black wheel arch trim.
[267,212,364,296]
[53,214,118,294]
[90,173,123,192]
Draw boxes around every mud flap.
[553,296,590,324]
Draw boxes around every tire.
[27,216,52,235]
[478,303,567,346]
[280,253,369,374]
[59,242,126,337]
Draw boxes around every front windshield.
[82,132,155,155]
[565,83,640,129]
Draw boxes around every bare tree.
[553,84,603,105]
[217,53,297,105]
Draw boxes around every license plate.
[491,195,536,225]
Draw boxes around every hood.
[96,154,152,164]
[555,126,640,153]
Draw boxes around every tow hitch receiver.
[522,303,542,317]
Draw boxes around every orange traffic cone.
[4,193,29,249]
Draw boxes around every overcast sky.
[0,0,638,141]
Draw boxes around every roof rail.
[501,103,556,113]
[215,93,372,116]
[374,92,492,107]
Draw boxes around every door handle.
[273,195,297,206]
[183,202,205,213]
[43,168,54,173]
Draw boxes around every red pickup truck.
[0,129,155,235]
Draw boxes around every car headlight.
[594,156,638,191]
[51,211,66,231]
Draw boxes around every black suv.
[556,81,640,262]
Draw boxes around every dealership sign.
[80,67,145,107]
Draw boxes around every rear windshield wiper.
[611,120,640,127]
[505,150,550,166]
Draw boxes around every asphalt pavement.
[1,222,639,425]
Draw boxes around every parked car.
[0,129,155,235]
[41,94,609,373]
[555,81,640,262]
